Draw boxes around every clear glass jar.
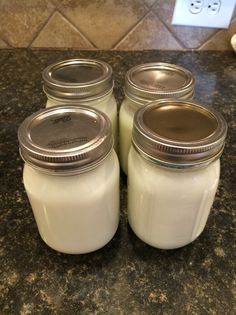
[18,105,120,254]
[128,100,227,249]
[43,59,118,151]
[119,62,195,174]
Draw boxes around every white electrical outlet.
[189,0,204,14]
[172,0,236,28]
[207,0,221,15]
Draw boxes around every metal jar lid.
[125,63,195,104]
[132,100,227,168]
[42,59,113,100]
[18,105,113,174]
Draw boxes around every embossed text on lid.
[18,105,113,173]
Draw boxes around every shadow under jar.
[119,62,195,175]
[128,100,227,249]
[18,105,120,254]
[43,58,118,151]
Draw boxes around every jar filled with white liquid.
[128,100,227,249]
[18,105,120,254]
[43,58,118,150]
[119,63,195,174]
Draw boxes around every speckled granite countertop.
[0,50,235,315]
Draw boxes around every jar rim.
[125,62,195,102]
[45,85,114,103]
[42,58,113,100]
[18,105,113,173]
[132,99,227,167]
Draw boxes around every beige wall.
[0,0,235,50]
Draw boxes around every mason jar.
[119,63,195,174]
[42,58,118,151]
[18,105,120,254]
[128,100,227,249]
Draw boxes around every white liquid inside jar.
[128,146,220,249]
[119,93,194,175]
[127,100,227,249]
[119,62,195,175]
[46,92,118,151]
[43,58,118,151]
[24,150,119,254]
[18,105,120,254]
[119,97,139,174]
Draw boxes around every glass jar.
[18,105,120,254]
[119,62,195,174]
[128,100,227,249]
[42,59,118,151]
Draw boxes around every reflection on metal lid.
[132,99,227,167]
[125,62,195,103]
[43,59,113,100]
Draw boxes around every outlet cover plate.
[172,0,235,28]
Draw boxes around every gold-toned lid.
[132,100,227,167]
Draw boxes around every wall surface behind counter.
[0,0,235,50]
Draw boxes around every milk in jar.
[128,100,227,249]
[119,63,195,174]
[42,59,118,151]
[18,105,120,254]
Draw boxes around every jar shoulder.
[23,150,119,191]
[129,146,220,182]
[120,98,138,120]
[47,92,117,107]
[120,97,137,112]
